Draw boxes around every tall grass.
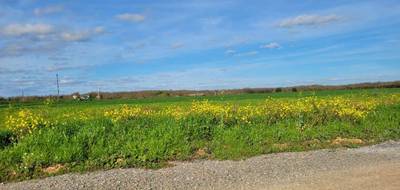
[0,89,399,182]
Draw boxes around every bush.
[275,88,282,92]
[0,130,14,149]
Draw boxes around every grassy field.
[0,88,400,182]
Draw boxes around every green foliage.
[0,88,399,182]
[0,130,14,149]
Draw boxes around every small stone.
[331,137,364,145]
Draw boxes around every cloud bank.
[116,13,146,22]
[260,42,281,49]
[34,5,64,16]
[278,14,341,28]
[1,23,54,36]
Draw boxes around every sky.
[0,0,400,97]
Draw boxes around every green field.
[0,88,400,182]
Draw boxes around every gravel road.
[1,141,400,190]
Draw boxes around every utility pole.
[56,73,60,100]
[97,87,101,99]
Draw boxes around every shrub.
[0,130,14,149]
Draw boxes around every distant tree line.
[1,81,400,103]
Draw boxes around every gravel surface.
[1,141,400,190]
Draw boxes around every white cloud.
[46,64,90,72]
[0,41,59,58]
[200,17,223,27]
[225,49,258,57]
[93,26,105,34]
[61,32,90,42]
[260,42,281,49]
[115,13,146,22]
[0,24,105,58]
[170,42,184,49]
[61,27,105,42]
[225,49,236,54]
[278,14,341,28]
[1,23,53,36]
[34,5,64,16]
[0,44,27,57]
[235,51,258,57]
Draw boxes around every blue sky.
[0,0,400,97]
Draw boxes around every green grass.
[0,88,399,182]
[2,88,400,110]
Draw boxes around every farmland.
[0,88,400,182]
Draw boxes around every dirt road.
[1,141,399,190]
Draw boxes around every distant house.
[80,95,90,100]
[72,94,90,101]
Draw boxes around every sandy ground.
[1,141,399,190]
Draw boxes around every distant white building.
[80,95,90,100]
[72,94,90,101]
